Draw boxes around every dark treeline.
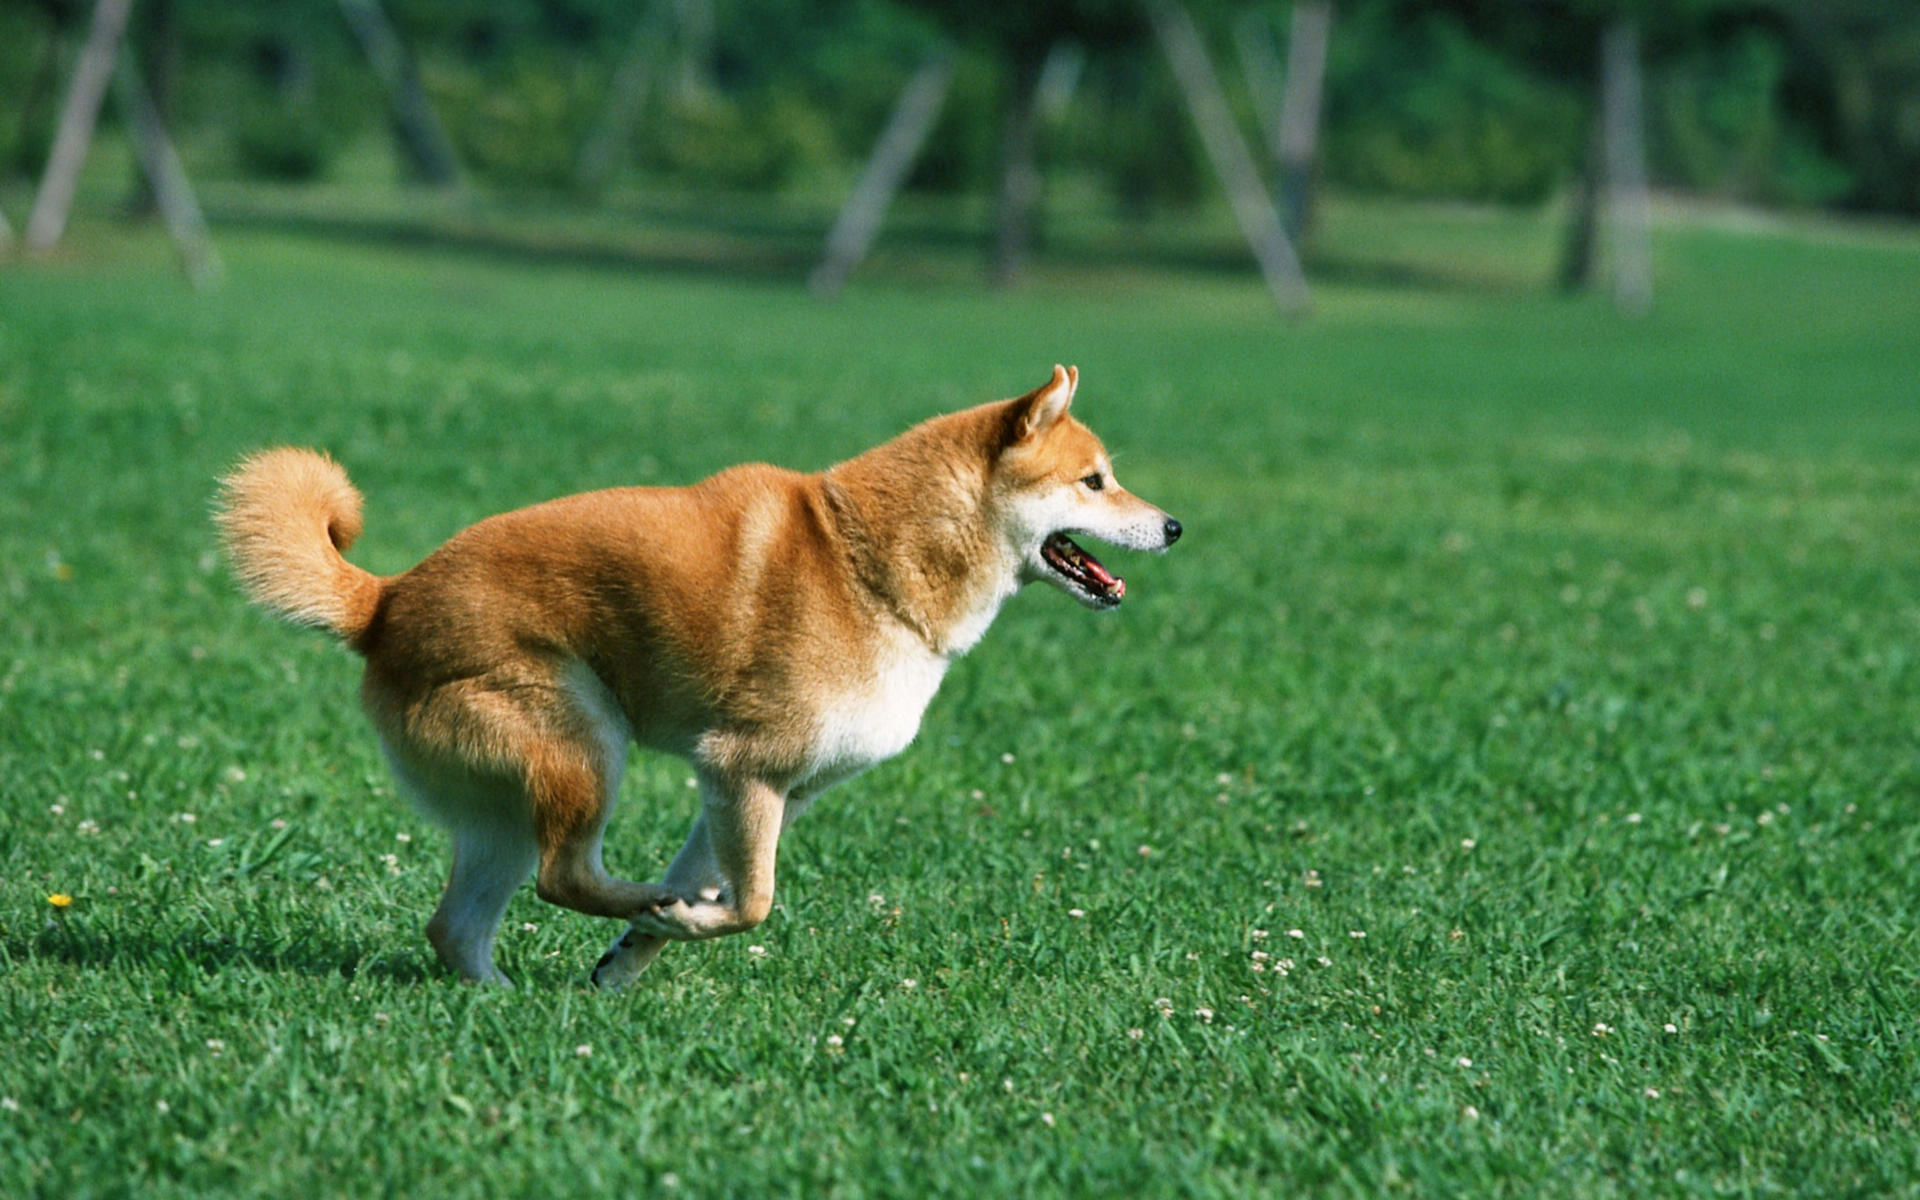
[3,0,1915,217]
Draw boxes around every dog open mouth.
[1042,532,1125,607]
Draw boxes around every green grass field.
[2,205,1917,1197]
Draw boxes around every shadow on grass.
[209,203,817,284]
[206,196,1542,296]
[11,922,438,984]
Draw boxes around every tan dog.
[216,366,1180,987]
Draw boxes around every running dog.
[216,365,1181,987]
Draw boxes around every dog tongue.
[1081,549,1122,595]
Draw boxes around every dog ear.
[1005,364,1077,446]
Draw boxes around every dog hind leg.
[529,745,686,919]
[426,817,538,985]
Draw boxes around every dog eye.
[1082,474,1104,491]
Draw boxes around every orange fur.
[215,448,381,639]
[217,366,1180,986]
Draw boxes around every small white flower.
[1664,1023,1678,1034]
[1644,1087,1660,1099]
[1194,1007,1214,1023]
[1287,929,1305,939]
[1040,1112,1054,1127]
[373,1012,390,1025]
[747,945,767,957]
[1592,1023,1613,1037]
[176,812,196,823]
[521,922,537,933]
[1138,845,1152,857]
[900,978,917,990]
[1461,1105,1479,1120]
[1068,908,1085,919]
[842,1016,857,1028]
[1127,1028,1144,1040]
[49,804,65,816]
[395,832,411,843]
[206,1039,226,1054]
[867,893,886,906]
[207,838,224,847]
[155,1099,170,1113]
[270,818,288,830]
[575,1044,593,1058]
[1349,930,1366,939]
[77,819,100,835]
[223,766,246,784]
[826,1035,844,1049]
[1460,838,1476,850]
[1625,812,1642,825]
[1456,1056,1473,1069]
[0,1097,18,1112]
[1001,753,1015,764]
[1316,956,1332,967]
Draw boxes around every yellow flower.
[47,893,73,908]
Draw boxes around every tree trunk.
[25,0,134,255]
[672,0,714,104]
[1558,115,1602,292]
[115,54,218,286]
[1274,0,1332,243]
[1601,18,1652,315]
[1234,12,1284,148]
[1148,2,1310,316]
[336,0,463,189]
[991,51,1047,288]
[576,0,674,191]
[810,50,954,300]
[125,0,175,216]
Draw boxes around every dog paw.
[629,898,698,939]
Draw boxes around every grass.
[2,201,1918,1197]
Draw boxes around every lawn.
[1,203,1917,1197]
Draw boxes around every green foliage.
[1650,25,1852,206]
[1324,13,1583,205]
[429,52,600,188]
[1073,51,1208,214]
[5,0,1919,215]
[644,88,844,192]
[231,104,337,183]
[2,208,1919,1195]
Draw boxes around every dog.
[216,365,1181,987]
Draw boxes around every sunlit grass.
[2,205,1917,1197]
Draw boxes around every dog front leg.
[590,811,719,990]
[591,774,783,987]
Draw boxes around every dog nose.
[1164,517,1182,545]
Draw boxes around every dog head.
[991,365,1182,610]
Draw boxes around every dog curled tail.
[215,448,383,644]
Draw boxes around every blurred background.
[3,11,1918,1191]
[5,0,1917,298]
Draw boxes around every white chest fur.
[800,633,950,791]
